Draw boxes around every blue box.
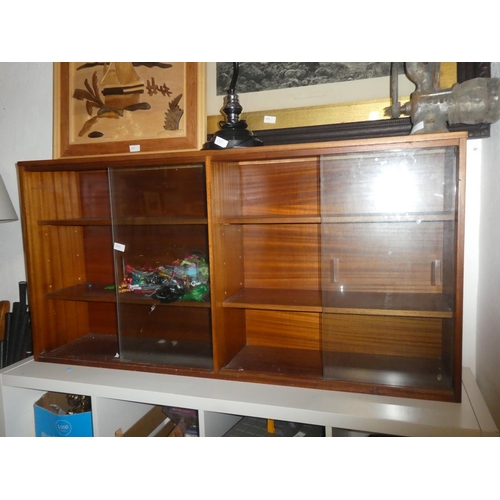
[34,392,93,437]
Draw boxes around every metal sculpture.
[387,62,500,134]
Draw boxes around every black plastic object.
[3,282,32,366]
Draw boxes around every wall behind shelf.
[475,62,500,430]
[0,62,52,308]
[0,61,495,421]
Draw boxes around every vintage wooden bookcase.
[16,132,466,402]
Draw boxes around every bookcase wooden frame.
[17,132,467,402]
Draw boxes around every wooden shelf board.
[220,344,452,395]
[46,283,116,302]
[223,289,453,317]
[218,212,455,225]
[323,308,452,318]
[220,216,320,225]
[38,217,207,226]
[39,333,120,363]
[38,218,111,226]
[324,351,452,391]
[221,345,323,380]
[322,212,456,223]
[37,333,214,372]
[113,217,208,226]
[323,291,454,318]
[120,336,213,370]
[46,283,210,308]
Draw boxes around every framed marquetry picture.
[53,62,205,158]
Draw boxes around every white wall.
[475,62,500,428]
[0,63,52,304]
[462,139,482,374]
[0,62,496,422]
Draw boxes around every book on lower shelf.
[115,405,199,437]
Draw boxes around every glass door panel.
[321,147,458,392]
[109,164,213,370]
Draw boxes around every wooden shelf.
[118,294,210,307]
[36,333,120,368]
[223,288,453,317]
[323,291,454,318]
[38,216,207,226]
[218,212,455,225]
[46,283,116,302]
[220,216,320,225]
[113,217,208,225]
[322,212,456,223]
[39,218,111,226]
[323,351,452,391]
[220,345,452,394]
[46,283,210,308]
[120,336,213,370]
[37,333,214,373]
[221,345,323,380]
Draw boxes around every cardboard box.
[34,392,93,437]
[116,406,175,437]
[115,405,198,437]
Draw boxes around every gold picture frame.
[53,62,206,158]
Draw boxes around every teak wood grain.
[17,132,467,402]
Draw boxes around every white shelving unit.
[0,357,497,437]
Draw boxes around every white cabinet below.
[0,358,497,437]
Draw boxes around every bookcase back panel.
[240,159,319,216]
[83,226,114,283]
[79,171,110,219]
[321,222,446,293]
[88,302,118,335]
[246,310,320,350]
[321,149,454,216]
[322,313,442,358]
[118,304,213,369]
[112,225,209,283]
[242,225,320,290]
[110,165,207,219]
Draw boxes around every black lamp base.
[203,63,263,150]
[203,121,264,150]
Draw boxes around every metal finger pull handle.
[330,258,340,283]
[431,260,442,286]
